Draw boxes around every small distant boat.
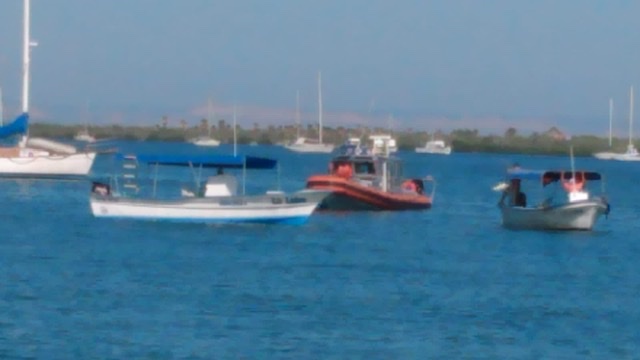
[74,129,95,143]
[415,138,452,155]
[306,135,435,210]
[190,98,220,147]
[90,153,329,224]
[594,86,640,161]
[496,166,609,231]
[285,72,335,153]
[369,134,398,153]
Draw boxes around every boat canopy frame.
[110,153,280,198]
[505,168,605,192]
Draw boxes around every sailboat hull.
[0,151,96,179]
[285,143,335,153]
[191,138,220,147]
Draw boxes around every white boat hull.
[500,199,608,231]
[415,147,452,155]
[90,190,328,224]
[285,143,335,153]
[0,151,96,178]
[593,152,617,160]
[191,138,220,147]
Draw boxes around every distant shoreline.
[27,123,626,157]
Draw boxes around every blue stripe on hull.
[93,215,310,225]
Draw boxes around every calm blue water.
[1,141,639,358]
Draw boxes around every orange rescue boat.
[306,135,436,211]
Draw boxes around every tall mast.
[295,90,300,139]
[630,86,634,147]
[207,98,214,137]
[22,0,32,113]
[0,87,3,126]
[318,71,323,144]
[233,105,237,156]
[609,98,613,147]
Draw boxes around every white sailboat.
[74,102,96,143]
[285,72,335,153]
[594,86,640,161]
[416,134,452,155]
[0,0,96,179]
[190,98,220,147]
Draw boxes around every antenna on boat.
[233,104,237,156]
[609,98,613,148]
[570,145,576,182]
[630,86,634,148]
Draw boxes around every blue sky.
[1,0,640,135]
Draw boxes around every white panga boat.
[0,0,96,179]
[496,167,610,231]
[90,153,329,224]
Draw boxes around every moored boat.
[306,135,435,210]
[496,167,609,231]
[90,153,329,224]
[0,0,96,179]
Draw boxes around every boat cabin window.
[354,162,375,175]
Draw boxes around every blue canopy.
[506,168,602,183]
[117,153,277,169]
[0,113,29,138]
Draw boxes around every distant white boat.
[285,72,335,153]
[0,0,95,179]
[594,86,640,161]
[369,134,398,154]
[74,129,95,143]
[74,101,96,143]
[190,98,220,147]
[416,138,452,155]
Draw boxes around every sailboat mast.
[207,98,213,137]
[233,105,237,156]
[0,87,3,126]
[630,86,634,147]
[318,71,323,144]
[22,0,31,113]
[295,90,300,139]
[609,98,613,147]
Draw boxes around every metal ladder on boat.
[121,155,139,194]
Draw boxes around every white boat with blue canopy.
[90,153,329,224]
[495,167,610,231]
